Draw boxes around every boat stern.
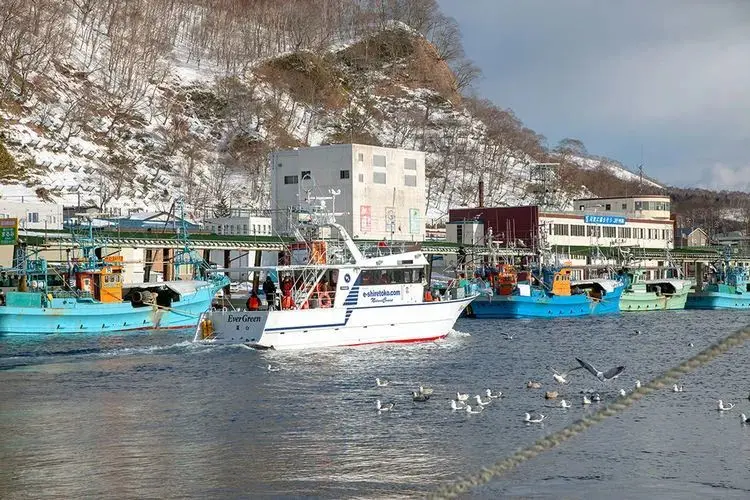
[194,310,271,345]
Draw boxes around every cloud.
[437,0,750,187]
[695,163,750,192]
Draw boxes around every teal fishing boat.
[686,249,750,310]
[0,212,228,335]
[618,269,690,312]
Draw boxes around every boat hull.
[195,296,475,350]
[685,292,750,310]
[0,284,220,335]
[467,289,623,319]
[620,291,689,311]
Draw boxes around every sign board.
[409,208,421,235]
[359,205,371,234]
[385,207,396,233]
[0,218,18,245]
[584,215,626,225]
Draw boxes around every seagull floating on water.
[672,384,684,393]
[582,395,592,405]
[474,394,491,407]
[635,380,642,389]
[619,388,627,397]
[451,400,465,411]
[486,389,502,399]
[740,413,750,424]
[456,392,469,402]
[688,342,694,347]
[593,393,601,402]
[717,399,735,411]
[632,329,642,336]
[418,385,434,396]
[527,380,542,389]
[524,412,546,423]
[502,332,513,340]
[412,391,430,402]
[267,364,280,372]
[465,405,483,414]
[560,399,571,408]
[575,358,625,382]
[376,400,394,412]
[376,378,389,387]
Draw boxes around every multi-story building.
[204,211,273,237]
[574,195,671,219]
[0,199,64,230]
[270,144,426,241]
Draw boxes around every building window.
[404,158,417,170]
[571,225,586,237]
[284,175,298,185]
[27,212,39,223]
[605,204,611,211]
[243,224,248,234]
[587,226,601,237]
[404,174,417,187]
[252,224,256,234]
[622,203,627,210]
[357,152,364,162]
[373,154,386,168]
[301,170,311,180]
[358,173,364,182]
[373,172,387,184]
[553,224,569,236]
[603,227,616,238]
[340,170,350,179]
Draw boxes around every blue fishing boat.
[686,249,750,310]
[465,266,624,319]
[0,214,228,335]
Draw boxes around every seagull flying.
[376,400,394,412]
[547,365,575,385]
[376,377,389,387]
[717,400,735,411]
[575,358,625,382]
[502,332,514,340]
[524,412,546,423]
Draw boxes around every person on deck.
[246,291,261,311]
[263,276,277,310]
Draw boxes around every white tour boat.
[193,218,476,350]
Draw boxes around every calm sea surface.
[2,310,750,499]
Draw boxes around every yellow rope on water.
[429,324,750,499]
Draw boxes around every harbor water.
[2,311,750,499]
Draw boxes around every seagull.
[465,404,483,414]
[486,389,502,399]
[547,365,574,385]
[502,333,514,340]
[582,395,592,405]
[418,385,434,396]
[527,380,542,389]
[688,342,694,347]
[376,400,394,412]
[717,400,735,411]
[632,329,642,336]
[451,400,465,411]
[672,384,684,393]
[575,358,625,382]
[740,413,750,424]
[560,399,571,408]
[635,380,642,389]
[456,392,469,402]
[474,394,491,407]
[267,364,280,372]
[376,377,389,387]
[619,388,627,397]
[412,391,430,402]
[593,393,601,402]
[524,412,546,423]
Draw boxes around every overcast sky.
[437,0,750,190]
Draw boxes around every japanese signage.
[384,207,396,232]
[409,208,420,235]
[359,205,371,234]
[0,218,18,245]
[584,215,626,225]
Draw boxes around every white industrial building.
[574,195,671,220]
[205,211,273,237]
[270,144,426,241]
[0,199,64,230]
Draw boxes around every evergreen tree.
[213,196,231,217]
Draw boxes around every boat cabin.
[73,256,124,303]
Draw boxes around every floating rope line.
[430,325,750,499]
